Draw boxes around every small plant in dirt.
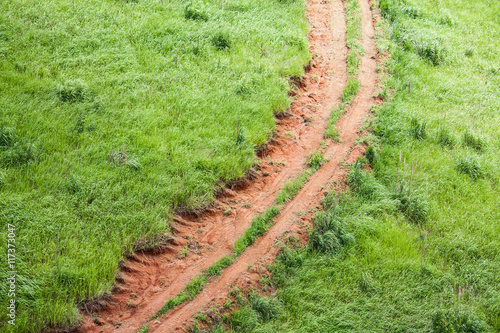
[341,79,360,104]
[410,117,426,140]
[463,129,484,152]
[307,150,324,170]
[137,325,149,333]
[437,127,455,148]
[347,51,360,76]
[212,32,231,50]
[456,154,483,180]
[325,104,345,141]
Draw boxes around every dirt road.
[78,0,377,331]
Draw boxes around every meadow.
[214,0,500,332]
[0,0,309,331]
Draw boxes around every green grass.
[324,103,346,141]
[0,0,310,331]
[216,0,500,331]
[275,172,310,206]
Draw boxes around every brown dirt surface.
[77,0,379,332]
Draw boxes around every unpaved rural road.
[78,0,378,331]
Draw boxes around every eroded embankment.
[77,0,378,331]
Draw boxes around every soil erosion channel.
[78,0,377,331]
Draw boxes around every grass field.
[215,0,500,332]
[0,0,310,331]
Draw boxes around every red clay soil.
[77,0,378,331]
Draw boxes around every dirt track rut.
[78,0,378,331]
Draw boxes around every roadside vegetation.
[208,0,500,331]
[0,0,310,331]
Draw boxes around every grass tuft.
[310,211,354,253]
[248,293,281,322]
[341,79,360,104]
[324,103,346,141]
[398,191,429,224]
[56,80,90,103]
[410,117,427,140]
[184,3,209,21]
[365,145,378,166]
[306,150,324,171]
[432,309,487,333]
[212,32,232,50]
[463,130,484,152]
[437,127,455,149]
[456,154,483,180]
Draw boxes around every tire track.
[148,0,378,331]
[78,0,347,331]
